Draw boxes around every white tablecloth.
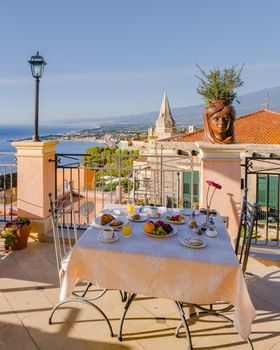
[60,205,256,340]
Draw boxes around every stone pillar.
[12,140,59,240]
[196,141,245,238]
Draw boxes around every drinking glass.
[122,223,133,238]
[127,202,135,215]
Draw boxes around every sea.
[0,124,104,166]
[0,125,104,152]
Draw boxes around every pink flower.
[206,180,222,208]
[206,180,222,190]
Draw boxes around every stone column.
[12,140,59,240]
[196,141,245,238]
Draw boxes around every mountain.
[64,86,280,129]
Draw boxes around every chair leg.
[118,293,136,341]
[49,297,113,337]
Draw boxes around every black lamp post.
[28,51,47,141]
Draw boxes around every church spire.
[155,92,176,138]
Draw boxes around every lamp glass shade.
[28,51,46,78]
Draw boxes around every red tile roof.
[164,109,280,144]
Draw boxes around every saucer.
[128,214,148,222]
[180,238,207,249]
[98,232,119,243]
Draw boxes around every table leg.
[118,293,136,341]
[175,301,193,350]
[176,306,254,350]
[119,290,128,302]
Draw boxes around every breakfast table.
[60,205,256,348]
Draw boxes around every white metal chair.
[48,181,113,336]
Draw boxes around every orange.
[144,221,155,234]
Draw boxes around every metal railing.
[0,152,17,223]
[245,156,280,246]
[55,152,195,229]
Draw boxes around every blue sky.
[1,0,280,125]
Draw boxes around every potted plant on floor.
[196,64,244,144]
[1,217,31,251]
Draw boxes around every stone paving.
[0,235,279,350]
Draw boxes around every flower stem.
[208,188,217,208]
[206,185,210,207]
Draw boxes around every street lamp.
[28,51,47,141]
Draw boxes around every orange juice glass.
[127,203,135,214]
[122,224,133,238]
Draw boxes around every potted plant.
[1,217,31,251]
[196,64,243,144]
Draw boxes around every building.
[148,93,176,140]
[157,109,280,215]
[137,109,280,212]
[167,109,280,144]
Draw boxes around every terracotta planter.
[12,224,32,250]
[203,99,236,144]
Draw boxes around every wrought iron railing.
[55,152,195,229]
[0,152,17,223]
[245,156,280,246]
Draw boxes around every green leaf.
[195,64,244,105]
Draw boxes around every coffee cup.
[101,228,114,240]
[149,207,158,217]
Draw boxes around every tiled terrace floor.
[0,235,279,350]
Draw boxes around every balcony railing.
[245,156,280,246]
[55,152,195,229]
[0,152,17,222]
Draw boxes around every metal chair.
[48,181,113,336]
[235,189,259,274]
[175,190,259,349]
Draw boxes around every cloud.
[0,67,195,87]
[46,67,196,84]
[0,76,30,87]
[245,62,280,72]
[2,63,280,87]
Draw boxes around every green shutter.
[183,171,199,208]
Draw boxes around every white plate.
[128,214,148,222]
[180,238,207,249]
[179,209,193,216]
[101,209,122,216]
[165,216,186,225]
[144,226,177,238]
[95,215,128,228]
[98,232,119,243]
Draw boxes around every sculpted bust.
[204,100,236,144]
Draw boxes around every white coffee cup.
[101,228,114,240]
[149,207,158,217]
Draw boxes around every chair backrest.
[235,189,259,274]
[49,181,78,284]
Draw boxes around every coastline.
[0,123,148,154]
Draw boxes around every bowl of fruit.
[165,214,185,224]
[144,220,176,238]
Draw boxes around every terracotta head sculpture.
[204,100,236,144]
[196,64,243,144]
